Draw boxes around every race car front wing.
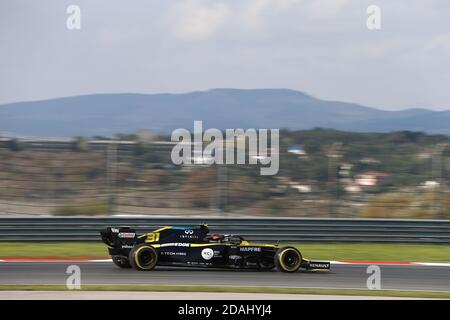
[301,259,331,271]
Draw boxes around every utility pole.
[106,141,117,215]
[327,142,343,217]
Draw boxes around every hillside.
[0,89,449,137]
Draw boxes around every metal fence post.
[327,142,343,217]
[432,143,449,219]
[106,141,117,215]
[216,164,227,216]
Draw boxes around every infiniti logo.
[184,230,194,234]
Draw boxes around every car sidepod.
[154,243,230,267]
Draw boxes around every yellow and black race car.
[100,224,330,273]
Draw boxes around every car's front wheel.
[275,247,302,273]
[129,243,158,271]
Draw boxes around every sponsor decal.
[161,252,187,256]
[118,232,135,238]
[201,248,214,260]
[160,243,190,247]
[309,262,330,269]
[180,234,198,239]
[239,247,261,252]
[179,229,198,239]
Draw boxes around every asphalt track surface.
[1,262,450,292]
[0,291,426,300]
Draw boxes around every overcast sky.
[1,0,449,110]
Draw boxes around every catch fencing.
[1,138,449,219]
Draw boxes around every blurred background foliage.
[0,128,449,218]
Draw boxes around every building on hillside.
[354,171,390,187]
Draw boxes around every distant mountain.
[0,88,449,137]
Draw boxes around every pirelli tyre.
[129,243,158,271]
[111,255,131,268]
[275,247,302,273]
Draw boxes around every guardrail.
[0,216,449,243]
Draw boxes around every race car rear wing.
[100,227,138,248]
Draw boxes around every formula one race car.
[100,224,330,273]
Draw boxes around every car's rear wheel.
[112,255,131,268]
[129,244,158,271]
[275,247,302,273]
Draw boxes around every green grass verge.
[0,242,108,258]
[296,243,450,262]
[1,242,450,262]
[0,284,449,299]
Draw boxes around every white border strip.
[329,261,347,264]
[330,261,450,267]
[414,262,450,267]
[89,259,113,262]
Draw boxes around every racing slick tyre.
[275,247,302,273]
[112,255,131,268]
[129,243,158,271]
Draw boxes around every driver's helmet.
[205,234,225,242]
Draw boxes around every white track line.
[329,261,347,264]
[414,262,450,267]
[89,259,113,262]
[330,261,450,267]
